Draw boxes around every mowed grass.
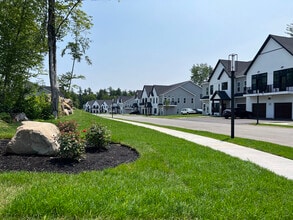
[0,110,292,219]
[0,121,20,139]
[152,125,293,160]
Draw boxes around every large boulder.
[6,121,60,156]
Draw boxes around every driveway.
[104,115,293,147]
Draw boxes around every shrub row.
[57,120,111,161]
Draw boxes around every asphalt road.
[104,115,293,147]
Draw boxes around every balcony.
[244,84,293,96]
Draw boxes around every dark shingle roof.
[244,34,293,75]
[143,85,153,96]
[271,34,293,55]
[152,85,173,95]
[135,90,143,99]
[210,91,230,100]
[209,59,251,81]
[153,81,192,95]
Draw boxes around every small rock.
[14,112,28,122]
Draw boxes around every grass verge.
[154,125,293,160]
[0,110,292,219]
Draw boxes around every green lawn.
[152,125,293,160]
[0,121,20,139]
[0,110,292,219]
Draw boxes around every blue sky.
[38,0,293,92]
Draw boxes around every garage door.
[275,103,292,119]
[252,103,266,118]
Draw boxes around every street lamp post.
[112,99,114,118]
[256,90,259,125]
[229,54,237,138]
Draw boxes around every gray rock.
[14,112,28,122]
[6,121,60,156]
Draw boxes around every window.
[178,98,180,103]
[191,98,194,103]
[274,68,293,91]
[183,98,186,103]
[205,87,208,95]
[222,82,228,90]
[210,85,214,94]
[237,82,241,92]
[252,73,267,92]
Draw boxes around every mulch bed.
[0,139,139,174]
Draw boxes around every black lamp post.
[256,90,259,125]
[229,53,237,138]
[112,99,114,118]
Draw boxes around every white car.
[180,108,196,114]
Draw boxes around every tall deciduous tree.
[0,0,46,113]
[47,0,86,118]
[60,9,92,93]
[190,63,213,86]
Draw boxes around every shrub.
[0,112,12,123]
[24,93,53,120]
[58,131,85,161]
[85,123,111,150]
[57,120,78,133]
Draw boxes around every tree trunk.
[48,0,59,118]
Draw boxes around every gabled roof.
[152,85,173,95]
[210,91,230,100]
[87,100,95,106]
[135,90,143,99]
[154,81,196,96]
[104,100,112,106]
[142,85,153,96]
[244,34,293,75]
[96,100,105,105]
[209,59,251,81]
[118,96,134,102]
[271,34,293,55]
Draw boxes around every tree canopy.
[0,0,47,113]
[0,0,92,117]
[286,22,293,37]
[190,63,213,86]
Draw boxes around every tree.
[47,0,92,118]
[286,22,293,37]
[59,8,93,93]
[0,0,46,113]
[190,63,213,86]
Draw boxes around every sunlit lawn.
[0,110,292,219]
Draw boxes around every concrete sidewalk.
[108,117,293,180]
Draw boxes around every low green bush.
[85,123,111,150]
[57,120,78,133]
[0,112,12,123]
[58,131,85,161]
[57,120,85,161]
[24,93,53,120]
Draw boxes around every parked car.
[223,108,253,119]
[180,108,196,114]
[195,108,203,114]
[129,110,140,114]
